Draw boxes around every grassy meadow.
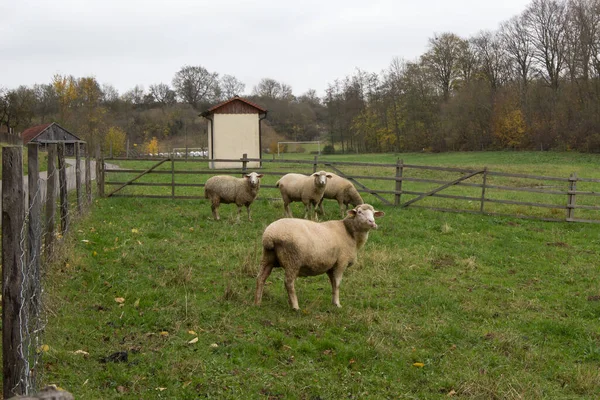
[36,152,600,399]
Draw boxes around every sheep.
[276,171,333,220]
[317,172,364,218]
[204,172,264,221]
[254,203,385,310]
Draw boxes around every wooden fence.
[1,142,95,398]
[99,154,600,223]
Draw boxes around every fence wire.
[3,145,93,396]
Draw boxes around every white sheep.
[317,172,364,218]
[204,172,264,221]
[254,203,385,310]
[276,171,332,220]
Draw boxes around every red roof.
[22,123,53,144]
[202,96,267,115]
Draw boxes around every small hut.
[200,96,267,169]
[22,123,82,155]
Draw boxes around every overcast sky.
[2,0,532,97]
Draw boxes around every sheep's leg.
[338,201,345,219]
[317,199,325,215]
[211,200,220,220]
[303,203,309,219]
[284,269,300,310]
[255,250,275,305]
[327,268,344,308]
[236,205,242,222]
[246,205,252,221]
[283,201,293,218]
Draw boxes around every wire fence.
[1,142,95,398]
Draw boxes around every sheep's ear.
[347,209,357,217]
[374,211,385,217]
[257,174,264,178]
[326,174,333,178]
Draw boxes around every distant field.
[34,151,600,399]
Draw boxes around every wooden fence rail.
[100,154,600,224]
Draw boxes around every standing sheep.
[317,172,364,218]
[204,172,264,221]
[254,203,385,310]
[276,171,333,220]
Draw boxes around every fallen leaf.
[92,251,97,256]
[114,297,125,304]
[189,227,194,232]
[73,350,89,356]
[188,330,197,335]
[160,331,169,337]
[210,343,219,348]
[134,299,140,308]
[412,362,425,368]
[155,387,166,391]
[188,337,198,344]
[131,228,139,234]
[38,344,50,353]
[81,239,89,243]
[447,389,457,397]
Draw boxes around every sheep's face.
[245,172,264,187]
[347,204,385,229]
[312,171,333,188]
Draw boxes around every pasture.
[40,152,600,399]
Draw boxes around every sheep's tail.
[275,179,281,188]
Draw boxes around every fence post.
[27,143,42,359]
[567,173,577,221]
[58,143,69,235]
[85,143,92,205]
[75,142,82,214]
[313,155,319,174]
[96,144,104,197]
[171,156,175,199]
[480,167,488,213]
[241,153,248,176]
[45,144,57,256]
[394,158,403,206]
[2,146,27,398]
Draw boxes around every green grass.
[36,151,600,399]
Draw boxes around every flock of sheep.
[204,171,385,310]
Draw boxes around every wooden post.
[96,144,104,197]
[58,143,69,235]
[241,153,248,176]
[85,143,92,205]
[567,173,577,221]
[394,158,403,206]
[2,146,27,398]
[44,144,57,256]
[75,142,82,214]
[480,167,488,213]
[313,155,319,174]
[27,144,42,337]
[171,157,175,199]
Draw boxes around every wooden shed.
[22,122,82,155]
[201,96,267,169]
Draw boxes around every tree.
[172,65,219,109]
[252,78,294,100]
[220,75,246,99]
[422,33,465,100]
[501,15,534,94]
[104,126,127,156]
[149,83,177,107]
[472,31,510,91]
[524,0,568,91]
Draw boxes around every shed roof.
[201,96,267,117]
[22,122,81,144]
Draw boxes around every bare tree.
[220,75,246,99]
[172,65,220,109]
[122,85,146,106]
[472,30,510,91]
[149,83,177,106]
[524,0,568,91]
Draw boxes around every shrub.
[323,144,335,154]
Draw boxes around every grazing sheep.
[276,171,333,220]
[204,172,264,221]
[317,172,364,218]
[254,203,385,310]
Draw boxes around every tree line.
[2,0,600,154]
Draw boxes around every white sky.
[1,0,532,97]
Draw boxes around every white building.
[201,96,267,169]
